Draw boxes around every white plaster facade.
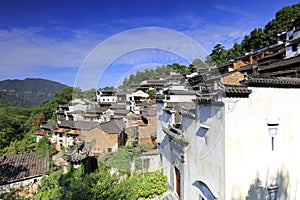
[158,86,300,199]
[96,91,117,104]
[224,87,300,200]
[0,176,42,196]
[286,27,300,59]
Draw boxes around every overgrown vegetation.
[0,91,37,107]
[0,100,57,156]
[102,146,138,173]
[209,2,300,65]
[55,87,97,104]
[0,85,99,156]
[32,164,168,200]
[102,146,150,173]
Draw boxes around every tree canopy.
[119,63,194,89]
[209,2,300,65]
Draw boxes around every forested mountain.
[0,91,36,107]
[210,2,300,65]
[0,78,67,105]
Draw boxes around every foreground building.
[157,76,300,199]
[0,152,50,198]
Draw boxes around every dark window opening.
[292,43,298,52]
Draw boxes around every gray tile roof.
[162,127,189,146]
[99,119,125,134]
[67,110,83,114]
[86,106,108,114]
[110,104,127,110]
[248,77,300,88]
[58,120,74,128]
[73,121,99,131]
[258,55,300,72]
[223,84,252,96]
[113,109,129,116]
[164,89,196,95]
[0,152,50,185]
[40,123,57,130]
[58,120,100,130]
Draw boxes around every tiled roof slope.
[224,84,252,96]
[248,77,300,88]
[258,55,300,72]
[99,119,125,134]
[0,152,50,185]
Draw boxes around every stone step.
[158,190,179,200]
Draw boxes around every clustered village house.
[1,18,300,200]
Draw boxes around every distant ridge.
[0,78,67,105]
[0,91,36,107]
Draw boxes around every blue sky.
[0,0,299,89]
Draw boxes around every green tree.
[167,63,190,74]
[72,87,83,99]
[32,170,64,200]
[82,88,97,99]
[130,171,168,199]
[0,100,58,156]
[227,43,244,60]
[102,146,139,173]
[264,4,300,44]
[32,163,168,200]
[103,86,115,90]
[248,28,268,51]
[148,90,156,99]
[192,58,208,68]
[209,2,300,64]
[210,44,228,65]
[36,135,57,158]
[54,86,74,104]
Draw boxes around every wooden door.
[175,167,180,197]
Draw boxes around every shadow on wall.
[231,167,290,200]
[276,166,290,200]
[246,178,267,200]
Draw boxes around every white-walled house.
[157,77,300,200]
[96,90,117,105]
[285,19,300,59]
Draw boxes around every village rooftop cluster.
[1,18,300,200]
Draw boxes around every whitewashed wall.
[183,103,225,199]
[224,87,300,200]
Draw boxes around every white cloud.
[0,11,264,87]
[183,19,256,51]
[75,27,209,90]
[214,3,252,17]
[0,27,102,75]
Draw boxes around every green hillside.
[0,78,67,105]
[0,91,36,107]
